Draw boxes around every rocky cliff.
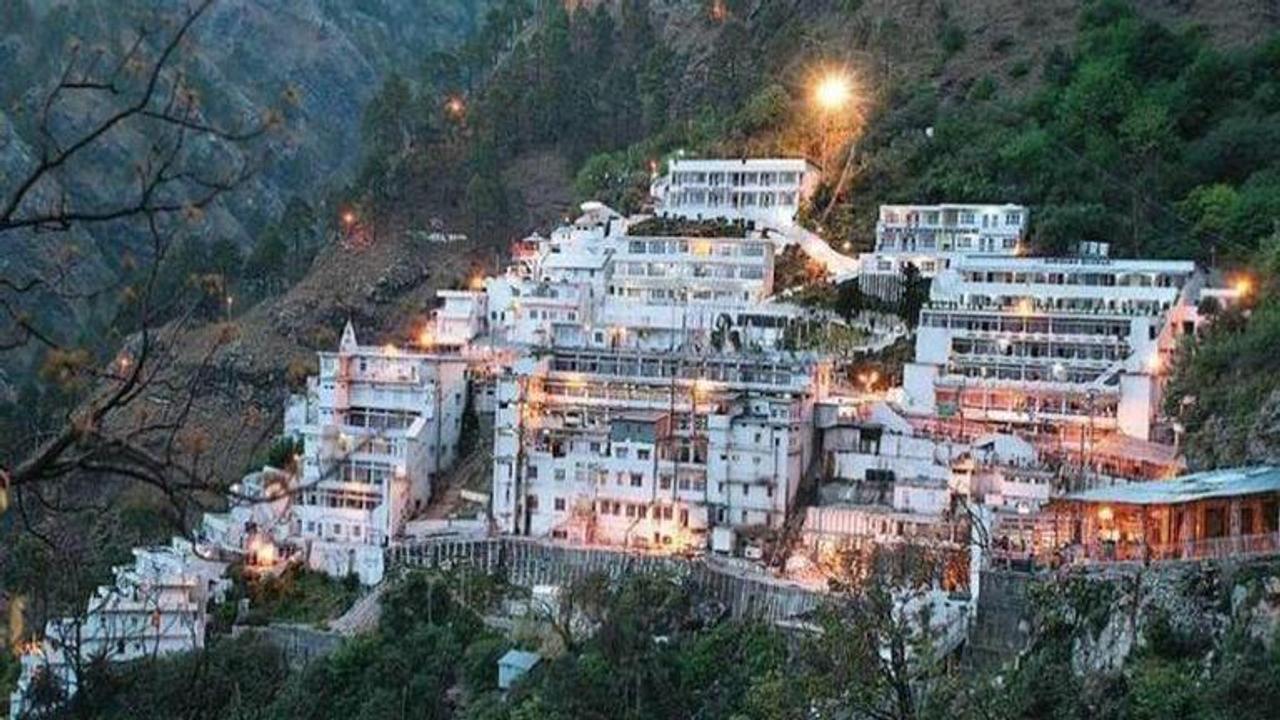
[0,0,488,389]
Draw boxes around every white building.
[284,322,469,583]
[9,539,227,718]
[650,157,820,229]
[858,203,1028,301]
[484,203,806,354]
[432,289,488,348]
[491,348,830,552]
[902,252,1201,443]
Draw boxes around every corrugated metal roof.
[1064,466,1280,506]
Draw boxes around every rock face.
[0,0,487,379]
[979,559,1280,673]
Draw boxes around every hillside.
[7,0,1280,606]
[15,0,1280,491]
[0,0,490,400]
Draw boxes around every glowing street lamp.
[1234,276,1254,298]
[811,68,857,224]
[444,96,466,119]
[341,210,357,227]
[813,72,852,112]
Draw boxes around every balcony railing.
[1075,531,1280,564]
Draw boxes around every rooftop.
[625,216,750,238]
[953,255,1196,274]
[1064,466,1280,506]
[499,649,541,671]
[667,157,815,173]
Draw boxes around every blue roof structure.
[1065,466,1280,506]
[499,649,541,672]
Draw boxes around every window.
[554,468,566,481]
[527,466,538,479]
[630,473,644,488]
[659,475,672,490]
[526,494,539,510]
[615,447,629,459]
[637,448,651,460]
[554,497,566,511]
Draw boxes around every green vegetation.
[625,216,750,238]
[1165,241,1280,467]
[59,560,1280,720]
[832,1,1280,262]
[231,566,362,628]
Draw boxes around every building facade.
[9,540,227,718]
[902,253,1201,443]
[650,157,820,228]
[284,322,469,581]
[1047,466,1280,564]
[491,349,830,551]
[484,203,805,354]
[858,203,1028,302]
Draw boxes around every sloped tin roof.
[1065,466,1280,506]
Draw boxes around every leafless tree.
[0,0,279,515]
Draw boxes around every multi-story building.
[431,289,488,348]
[284,322,469,582]
[649,157,821,229]
[491,348,830,551]
[902,252,1202,443]
[9,540,227,718]
[858,203,1029,301]
[484,203,804,354]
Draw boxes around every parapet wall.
[390,538,823,624]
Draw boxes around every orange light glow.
[341,210,357,226]
[383,343,399,356]
[1097,506,1114,523]
[445,96,466,118]
[1016,298,1034,317]
[1234,277,1253,297]
[813,72,852,112]
[247,536,277,567]
[417,328,434,348]
[468,275,485,291]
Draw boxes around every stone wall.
[390,538,824,624]
[969,570,1034,669]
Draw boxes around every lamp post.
[811,70,856,227]
[812,72,851,170]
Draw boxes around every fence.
[1077,531,1280,565]
[389,537,824,624]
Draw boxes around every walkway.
[779,224,860,282]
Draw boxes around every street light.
[813,73,852,112]
[444,96,466,120]
[811,69,857,225]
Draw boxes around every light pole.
[810,70,856,227]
